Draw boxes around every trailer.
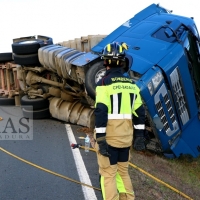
[1,3,200,158]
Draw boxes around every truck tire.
[12,36,53,55]
[0,53,13,62]
[13,53,40,66]
[0,96,15,105]
[85,61,105,100]
[22,107,50,119]
[21,95,49,110]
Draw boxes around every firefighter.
[94,42,146,200]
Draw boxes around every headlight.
[152,72,163,90]
[147,81,154,95]
[148,72,163,95]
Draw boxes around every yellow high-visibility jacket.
[94,67,145,148]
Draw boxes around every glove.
[133,137,146,151]
[98,140,110,157]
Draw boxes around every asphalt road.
[0,106,102,200]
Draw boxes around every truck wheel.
[21,95,49,110]
[12,40,43,55]
[22,107,50,119]
[0,53,13,62]
[85,61,105,100]
[0,96,15,105]
[13,53,40,66]
[12,36,53,55]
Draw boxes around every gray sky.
[0,0,199,52]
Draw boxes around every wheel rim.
[95,69,106,83]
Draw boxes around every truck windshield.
[185,32,200,103]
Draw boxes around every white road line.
[65,124,97,200]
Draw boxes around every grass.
[169,155,200,187]
[129,150,200,200]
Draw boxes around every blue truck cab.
[91,4,200,158]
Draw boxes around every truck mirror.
[165,28,173,37]
[165,19,182,41]
[153,115,164,130]
[168,19,182,32]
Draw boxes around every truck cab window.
[185,32,200,101]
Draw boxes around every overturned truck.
[1,3,200,158]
